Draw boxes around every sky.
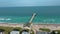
[0,0,60,7]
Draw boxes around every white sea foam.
[5,18,11,20]
[0,18,5,20]
[43,19,55,22]
[0,18,11,20]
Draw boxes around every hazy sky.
[0,0,60,7]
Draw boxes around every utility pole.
[29,13,36,34]
[29,13,36,23]
[22,13,36,34]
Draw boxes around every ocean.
[0,6,60,24]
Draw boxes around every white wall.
[0,32,4,34]
[10,31,19,34]
[22,31,29,34]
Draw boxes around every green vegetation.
[51,30,60,34]
[39,28,60,34]
[39,28,51,32]
[0,26,34,34]
[30,30,34,34]
[0,26,22,34]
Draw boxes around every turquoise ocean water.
[0,6,60,24]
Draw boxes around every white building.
[0,29,4,34]
[22,31,29,34]
[10,29,20,34]
[20,29,30,34]
[36,31,50,34]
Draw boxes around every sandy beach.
[33,24,60,31]
[0,23,60,31]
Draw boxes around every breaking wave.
[0,18,11,20]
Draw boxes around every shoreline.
[0,22,60,24]
[0,23,60,27]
